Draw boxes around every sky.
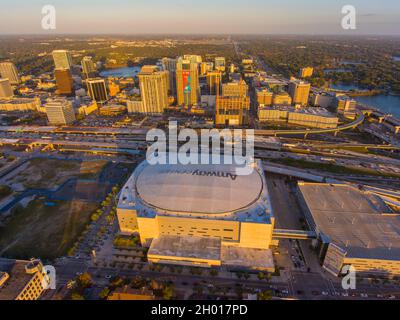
[1,0,400,35]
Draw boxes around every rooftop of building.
[289,79,310,86]
[259,105,337,117]
[148,235,275,271]
[139,65,162,75]
[107,286,156,300]
[118,153,272,223]
[0,259,36,300]
[148,235,221,262]
[298,182,400,261]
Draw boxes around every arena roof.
[136,162,263,215]
[118,154,272,222]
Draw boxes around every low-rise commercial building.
[0,97,41,112]
[256,88,273,106]
[258,106,338,129]
[297,182,400,278]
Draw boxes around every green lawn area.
[271,158,400,178]
[0,198,98,259]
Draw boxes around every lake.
[329,83,400,117]
[324,68,351,74]
[394,56,400,62]
[354,95,400,117]
[99,67,141,78]
[330,83,362,91]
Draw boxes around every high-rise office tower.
[55,68,73,95]
[52,50,73,70]
[215,96,250,126]
[206,71,222,96]
[0,62,20,85]
[183,55,202,64]
[45,98,76,125]
[299,67,313,78]
[200,62,214,76]
[222,80,248,97]
[214,57,226,72]
[138,65,169,114]
[87,78,108,105]
[176,57,199,107]
[0,78,14,98]
[288,79,311,106]
[161,57,177,95]
[81,56,96,78]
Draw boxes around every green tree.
[71,292,85,300]
[99,287,110,299]
[76,273,93,289]
[258,290,273,300]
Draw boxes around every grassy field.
[0,198,98,259]
[271,158,400,178]
[7,158,107,189]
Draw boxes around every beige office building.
[214,57,226,72]
[183,55,202,64]
[288,80,311,105]
[200,62,214,75]
[176,58,199,107]
[222,80,248,97]
[335,96,357,119]
[206,71,222,96]
[216,96,250,126]
[45,98,76,125]
[117,155,275,271]
[256,88,273,106]
[81,56,96,78]
[0,62,20,85]
[52,50,73,70]
[272,92,292,105]
[0,259,49,300]
[138,65,169,114]
[0,79,13,98]
[299,67,313,78]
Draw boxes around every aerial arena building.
[117,155,275,271]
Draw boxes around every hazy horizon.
[1,0,400,36]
